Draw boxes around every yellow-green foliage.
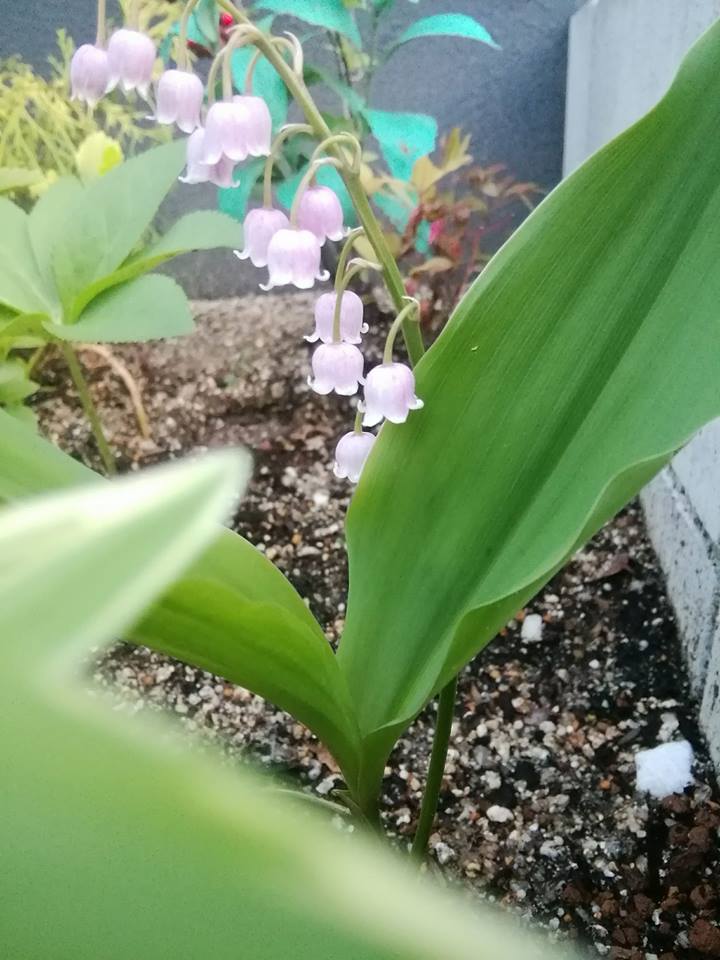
[0,28,171,200]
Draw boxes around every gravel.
[36,294,720,959]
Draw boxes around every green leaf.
[0,198,55,315]
[70,210,241,317]
[232,48,289,130]
[339,19,720,805]
[0,359,38,405]
[1,456,575,960]
[256,0,362,47]
[393,14,499,50]
[218,158,265,223]
[51,140,186,319]
[0,410,361,789]
[0,409,96,500]
[28,177,84,303]
[195,0,220,44]
[363,109,437,180]
[45,275,194,344]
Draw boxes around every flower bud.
[107,28,156,97]
[333,431,376,483]
[234,207,289,268]
[362,362,424,426]
[70,44,111,108]
[305,291,367,344]
[179,128,236,189]
[308,343,364,396]
[260,228,329,291]
[202,96,271,164]
[155,69,204,133]
[297,185,346,244]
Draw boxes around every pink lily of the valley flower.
[308,343,364,397]
[70,44,111,107]
[297,185,346,244]
[260,228,329,291]
[107,28,156,97]
[179,128,236,189]
[333,430,376,483]
[361,362,424,426]
[155,69,204,133]
[305,291,367,344]
[202,96,271,164]
[234,208,290,269]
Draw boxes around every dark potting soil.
[36,295,720,959]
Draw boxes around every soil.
[36,294,720,960]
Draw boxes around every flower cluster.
[70,4,424,485]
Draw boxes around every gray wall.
[565,0,720,775]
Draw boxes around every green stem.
[96,0,107,45]
[178,0,202,69]
[384,298,419,364]
[61,344,117,477]
[411,676,458,861]
[332,258,380,342]
[216,0,425,367]
[263,123,314,207]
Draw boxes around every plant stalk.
[410,675,458,860]
[216,0,425,367]
[96,0,107,46]
[61,343,117,476]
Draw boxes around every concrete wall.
[565,0,720,770]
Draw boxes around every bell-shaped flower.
[297,185,346,244]
[107,28,156,97]
[362,362,424,426]
[305,291,367,344]
[70,43,111,107]
[179,128,236,189]
[234,207,289,269]
[260,228,329,291]
[308,343,364,397]
[333,430,376,483]
[155,69,204,133]
[202,96,271,164]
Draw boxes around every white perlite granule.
[635,740,694,798]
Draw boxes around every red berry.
[219,12,233,26]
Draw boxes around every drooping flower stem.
[311,134,363,176]
[177,0,202,69]
[263,123,313,207]
[332,258,380,342]
[383,298,420,364]
[96,0,107,45]
[410,675,458,860]
[61,344,117,477]
[244,48,263,93]
[216,0,425,367]
[353,408,363,434]
[206,24,258,103]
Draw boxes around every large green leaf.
[1,455,573,960]
[339,19,720,805]
[28,177,85,305]
[45,275,194,344]
[0,198,55,315]
[256,0,362,47]
[51,140,186,319]
[0,410,361,787]
[392,14,499,50]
